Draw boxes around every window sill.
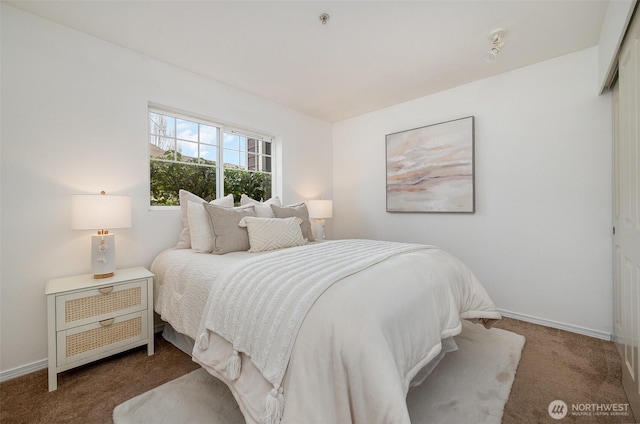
[148,205,180,212]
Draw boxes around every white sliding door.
[613,8,640,419]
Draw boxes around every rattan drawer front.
[57,311,147,367]
[56,280,147,331]
[65,287,140,322]
[66,316,141,358]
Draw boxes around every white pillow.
[240,195,281,218]
[238,216,307,253]
[187,200,214,253]
[177,190,233,249]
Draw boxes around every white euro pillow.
[238,216,307,253]
[240,195,281,218]
[188,200,216,253]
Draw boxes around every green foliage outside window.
[150,150,272,206]
[223,168,272,204]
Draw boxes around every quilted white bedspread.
[152,241,501,424]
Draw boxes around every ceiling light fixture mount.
[319,13,330,25]
[485,28,506,63]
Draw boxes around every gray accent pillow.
[176,190,234,249]
[203,203,256,254]
[270,203,315,242]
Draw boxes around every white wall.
[0,5,332,374]
[333,47,613,337]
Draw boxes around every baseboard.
[2,325,166,383]
[499,309,612,341]
[0,312,612,383]
[0,359,47,383]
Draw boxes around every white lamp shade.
[307,199,333,219]
[71,194,132,230]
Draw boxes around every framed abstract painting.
[386,116,475,213]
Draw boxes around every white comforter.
[152,241,501,424]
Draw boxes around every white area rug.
[114,321,525,424]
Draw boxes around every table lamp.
[71,191,132,278]
[307,199,333,240]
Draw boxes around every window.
[149,109,273,206]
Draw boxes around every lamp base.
[313,219,326,240]
[91,234,116,278]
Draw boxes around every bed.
[151,191,501,424]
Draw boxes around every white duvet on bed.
[152,241,501,424]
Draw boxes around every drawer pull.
[98,286,114,294]
[99,318,114,327]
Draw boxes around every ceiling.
[7,0,609,122]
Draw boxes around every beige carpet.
[113,321,525,424]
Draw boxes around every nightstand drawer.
[56,311,148,367]
[55,280,147,331]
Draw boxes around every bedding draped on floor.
[113,320,525,424]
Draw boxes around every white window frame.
[148,105,275,208]
[221,127,274,199]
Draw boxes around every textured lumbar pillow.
[238,216,307,252]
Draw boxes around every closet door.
[613,8,640,419]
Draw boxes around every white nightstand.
[45,267,154,391]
